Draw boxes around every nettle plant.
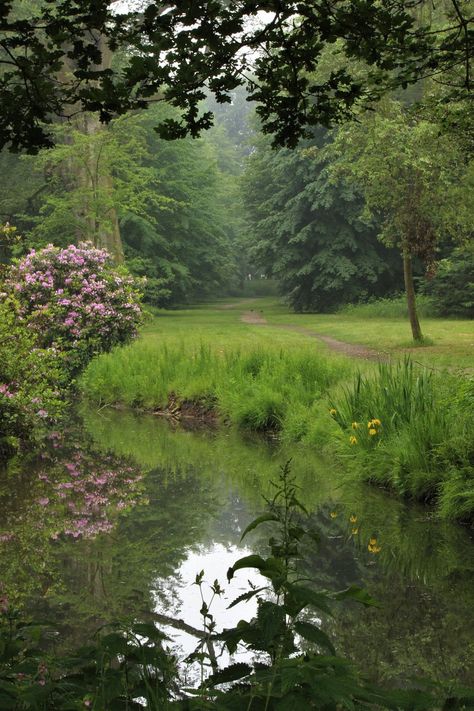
[4,242,142,375]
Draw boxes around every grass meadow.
[81,298,474,521]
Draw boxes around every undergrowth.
[81,336,474,522]
[80,341,349,432]
[339,294,437,319]
[330,360,474,521]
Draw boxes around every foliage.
[0,101,242,308]
[421,246,474,318]
[80,339,348,432]
[338,294,437,319]
[22,115,173,254]
[0,295,67,453]
[242,130,400,312]
[1,1,473,152]
[330,359,474,520]
[3,242,142,375]
[120,105,240,306]
[328,98,472,339]
[0,464,471,708]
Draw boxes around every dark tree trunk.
[403,250,423,342]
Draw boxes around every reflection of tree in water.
[3,411,473,685]
[300,504,474,686]
[48,464,223,650]
[0,427,224,650]
[0,429,144,608]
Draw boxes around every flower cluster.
[367,418,382,436]
[0,433,146,544]
[4,243,142,374]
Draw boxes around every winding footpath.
[239,308,386,361]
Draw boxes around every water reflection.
[0,409,472,687]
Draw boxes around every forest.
[0,1,473,709]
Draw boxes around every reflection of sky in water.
[154,543,267,669]
[1,409,473,687]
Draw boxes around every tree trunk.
[402,250,423,342]
[58,34,124,264]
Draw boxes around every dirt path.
[278,324,386,361]
[239,311,386,360]
[241,310,268,325]
[217,299,257,310]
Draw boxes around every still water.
[0,407,473,687]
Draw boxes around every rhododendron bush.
[0,296,67,451]
[4,242,142,374]
[0,241,142,451]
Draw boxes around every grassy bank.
[81,299,474,522]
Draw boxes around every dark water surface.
[0,408,473,687]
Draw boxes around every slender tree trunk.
[402,250,423,342]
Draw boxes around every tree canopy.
[1,0,473,152]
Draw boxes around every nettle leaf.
[294,621,336,655]
[227,555,267,582]
[206,662,252,687]
[240,512,279,541]
[227,587,267,610]
[257,601,287,645]
[284,584,333,617]
[334,585,380,607]
[130,622,169,642]
[227,555,284,585]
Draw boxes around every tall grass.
[338,294,437,319]
[330,360,474,518]
[81,331,474,522]
[81,340,349,432]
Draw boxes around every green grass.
[256,298,474,370]
[329,359,474,518]
[81,297,474,521]
[337,294,437,320]
[81,338,349,431]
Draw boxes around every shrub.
[4,242,142,375]
[0,296,67,452]
[421,246,474,318]
[338,294,437,319]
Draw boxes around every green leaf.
[334,585,380,607]
[227,554,267,582]
[240,513,279,541]
[206,662,252,687]
[227,587,267,609]
[294,621,336,655]
[284,584,333,617]
[131,622,169,641]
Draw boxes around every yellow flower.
[349,435,358,445]
[372,419,381,426]
[329,408,337,416]
[349,515,357,523]
[368,544,382,554]
[369,428,377,436]
[351,421,360,430]
[351,527,359,535]
[330,511,338,519]
[369,537,377,546]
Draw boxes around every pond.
[0,408,473,688]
